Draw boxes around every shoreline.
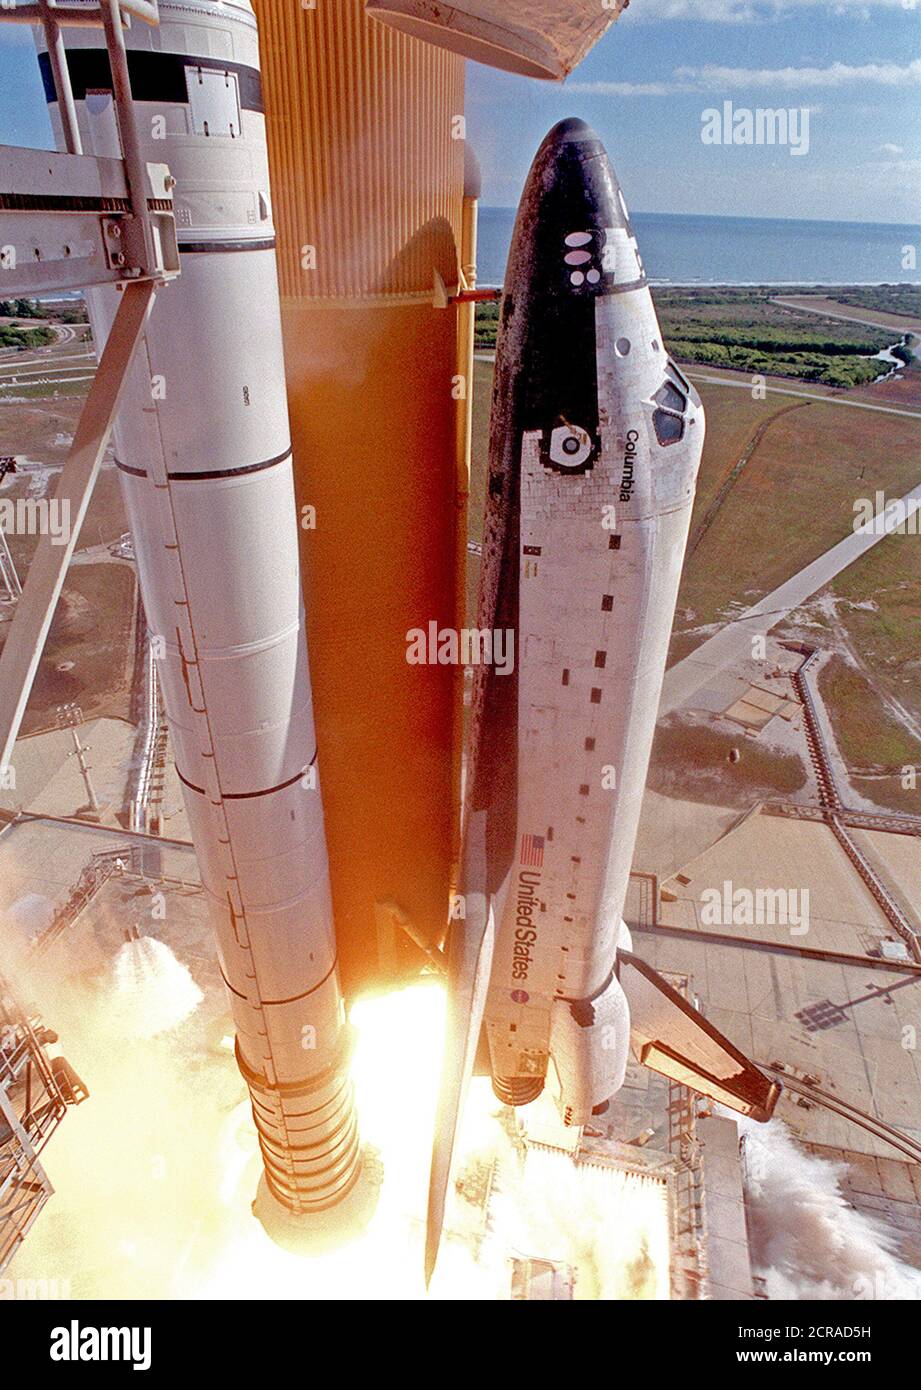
[476,280,921,290]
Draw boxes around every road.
[660,483,921,717]
[772,296,921,337]
[684,372,921,421]
[476,351,921,420]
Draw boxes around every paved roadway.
[772,297,921,337]
[660,484,921,716]
[684,372,921,421]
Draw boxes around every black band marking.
[178,239,276,254]
[220,954,339,1009]
[115,448,292,482]
[177,752,317,801]
[39,49,264,113]
[606,275,649,296]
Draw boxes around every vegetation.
[826,533,921,731]
[649,717,807,805]
[825,285,921,319]
[672,389,921,636]
[653,288,894,388]
[819,656,919,768]
[474,299,500,350]
[0,324,55,351]
[665,338,884,387]
[0,296,88,324]
[476,286,907,387]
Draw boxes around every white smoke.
[740,1118,921,1301]
[108,936,203,1041]
[481,1142,670,1300]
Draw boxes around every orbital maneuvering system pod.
[427,119,780,1279]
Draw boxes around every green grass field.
[809,532,921,815]
[675,394,921,637]
[649,717,807,805]
[476,286,900,387]
[817,654,921,814]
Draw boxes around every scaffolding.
[0,0,179,1267]
[0,977,88,1273]
[0,0,179,773]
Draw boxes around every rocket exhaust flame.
[5,964,672,1299]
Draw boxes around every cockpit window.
[654,381,686,412]
[667,359,691,392]
[653,409,685,445]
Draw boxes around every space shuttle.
[427,119,780,1277]
[14,0,777,1260]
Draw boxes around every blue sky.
[0,2,918,224]
[467,0,921,224]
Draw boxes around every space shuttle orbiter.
[427,119,779,1279]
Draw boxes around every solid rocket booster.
[37,0,360,1215]
[428,119,777,1275]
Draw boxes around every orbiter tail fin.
[618,951,780,1123]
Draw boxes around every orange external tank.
[252,0,467,996]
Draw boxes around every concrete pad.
[878,1157,918,1204]
[725,699,773,728]
[741,687,786,715]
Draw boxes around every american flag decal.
[520,834,545,868]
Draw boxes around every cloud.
[677,58,921,88]
[878,142,906,155]
[626,0,909,19]
[564,80,686,95]
[567,58,921,94]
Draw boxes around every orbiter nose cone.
[535,117,609,172]
[544,116,599,146]
[525,118,630,235]
[505,120,632,304]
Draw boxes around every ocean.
[476,208,921,288]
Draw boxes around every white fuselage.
[485,255,703,1122]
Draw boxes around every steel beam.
[0,278,156,772]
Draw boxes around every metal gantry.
[0,976,88,1274]
[0,0,179,772]
[0,0,179,1264]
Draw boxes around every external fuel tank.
[36,0,361,1218]
[252,0,466,995]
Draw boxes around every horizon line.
[479,206,921,231]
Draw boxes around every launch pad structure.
[0,975,88,1275]
[0,0,180,1261]
[0,0,178,778]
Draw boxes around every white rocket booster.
[36,0,360,1216]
